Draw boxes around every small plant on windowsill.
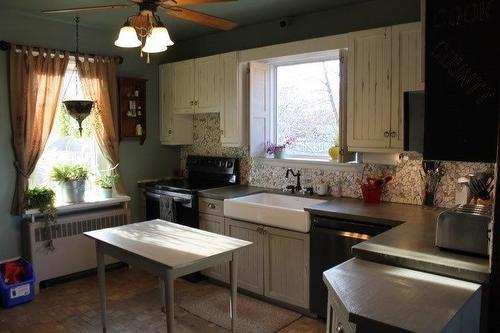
[25,187,58,251]
[51,163,89,204]
[95,173,119,199]
[265,135,298,159]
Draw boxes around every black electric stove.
[144,155,239,226]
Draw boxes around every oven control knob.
[227,161,233,168]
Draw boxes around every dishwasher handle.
[311,216,391,236]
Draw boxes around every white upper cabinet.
[159,63,194,145]
[159,53,245,146]
[390,22,424,149]
[220,52,247,147]
[171,59,195,115]
[347,27,392,151]
[195,55,221,114]
[347,23,423,152]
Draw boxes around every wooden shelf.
[118,77,147,145]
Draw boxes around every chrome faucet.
[285,168,301,192]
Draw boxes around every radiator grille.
[34,211,129,243]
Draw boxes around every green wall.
[163,0,420,62]
[0,9,180,260]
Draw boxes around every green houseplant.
[95,173,119,199]
[51,163,89,203]
[25,187,58,251]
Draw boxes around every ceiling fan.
[42,0,238,61]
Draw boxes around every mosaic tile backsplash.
[181,113,494,208]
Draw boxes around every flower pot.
[62,180,86,203]
[274,148,286,159]
[361,185,382,204]
[101,187,113,199]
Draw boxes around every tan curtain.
[76,56,125,194]
[9,46,69,215]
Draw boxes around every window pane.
[276,60,340,158]
[30,60,110,202]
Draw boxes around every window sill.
[254,157,364,171]
[23,195,131,218]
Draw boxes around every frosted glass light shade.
[141,34,168,53]
[114,25,141,48]
[153,26,174,46]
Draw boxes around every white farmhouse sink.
[224,193,327,233]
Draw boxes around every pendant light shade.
[154,23,174,46]
[63,100,94,136]
[142,33,168,53]
[114,23,141,48]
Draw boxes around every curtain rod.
[0,40,123,64]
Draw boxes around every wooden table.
[84,219,252,333]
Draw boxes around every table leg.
[230,252,238,333]
[96,243,107,333]
[159,277,166,313]
[163,270,175,333]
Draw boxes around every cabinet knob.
[190,101,194,106]
[193,101,198,106]
[207,203,216,209]
[384,131,390,138]
[390,131,397,138]
[337,323,345,333]
[168,130,172,134]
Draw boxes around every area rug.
[176,280,302,333]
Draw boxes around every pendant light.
[114,21,141,48]
[62,17,94,136]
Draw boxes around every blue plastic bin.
[0,258,35,308]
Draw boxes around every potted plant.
[95,173,119,199]
[51,163,89,203]
[25,187,57,250]
[265,135,297,159]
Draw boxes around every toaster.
[435,204,492,256]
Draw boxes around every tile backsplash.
[181,113,494,208]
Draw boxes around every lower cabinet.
[225,217,310,309]
[225,218,264,294]
[326,292,357,333]
[264,226,310,309]
[199,213,227,282]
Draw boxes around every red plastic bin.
[0,258,35,308]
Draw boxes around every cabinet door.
[347,27,392,150]
[225,218,264,295]
[171,59,195,115]
[160,64,194,145]
[263,226,310,309]
[220,52,244,146]
[199,213,227,282]
[390,22,424,149]
[195,55,221,114]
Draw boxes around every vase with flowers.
[265,135,297,159]
[358,175,393,204]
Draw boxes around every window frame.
[269,52,343,161]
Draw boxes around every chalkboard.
[424,0,499,162]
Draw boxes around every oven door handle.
[145,192,190,204]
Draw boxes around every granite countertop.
[306,198,490,283]
[323,258,482,333]
[198,185,267,200]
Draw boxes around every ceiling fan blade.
[161,6,237,30]
[42,4,132,14]
[159,0,236,5]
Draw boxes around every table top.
[84,219,252,269]
[323,258,481,333]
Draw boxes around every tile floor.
[0,268,325,333]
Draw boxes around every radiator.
[22,206,130,292]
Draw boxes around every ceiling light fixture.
[114,11,174,63]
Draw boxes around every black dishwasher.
[310,215,391,318]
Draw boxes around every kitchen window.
[30,60,109,200]
[249,50,348,163]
